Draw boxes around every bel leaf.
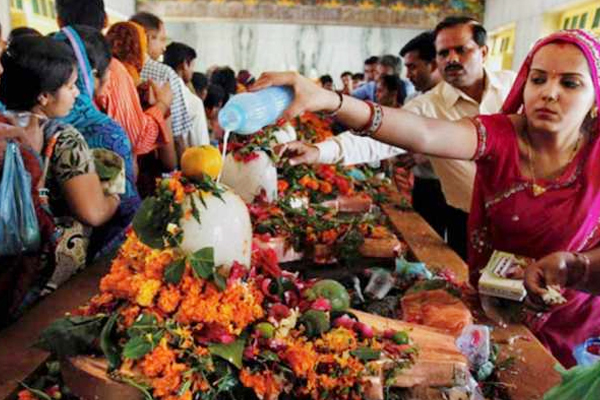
[209,338,246,369]
[35,315,106,357]
[123,331,163,360]
[127,314,159,338]
[132,197,166,249]
[100,312,121,370]
[164,258,186,284]
[189,247,215,279]
[350,347,382,361]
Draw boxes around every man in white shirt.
[164,42,210,147]
[280,17,516,259]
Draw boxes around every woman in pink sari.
[468,29,600,367]
[252,29,600,367]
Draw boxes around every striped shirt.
[141,59,192,138]
[97,59,168,155]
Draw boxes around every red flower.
[252,247,282,278]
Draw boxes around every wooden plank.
[381,197,562,400]
[382,203,469,283]
[0,260,111,399]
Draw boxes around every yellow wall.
[558,1,600,34]
[487,24,515,71]
[9,0,125,35]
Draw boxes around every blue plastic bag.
[0,141,41,255]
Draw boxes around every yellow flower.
[136,279,162,307]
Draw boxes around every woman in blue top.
[54,26,141,258]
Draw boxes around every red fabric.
[468,30,600,367]
[96,59,168,155]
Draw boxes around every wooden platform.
[0,190,562,400]
[382,196,562,400]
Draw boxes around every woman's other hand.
[524,252,580,300]
[273,141,320,166]
[251,72,340,120]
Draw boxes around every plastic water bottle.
[573,337,600,366]
[218,86,294,135]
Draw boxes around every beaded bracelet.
[351,101,384,137]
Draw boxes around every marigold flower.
[136,279,162,307]
[152,362,186,397]
[281,341,317,377]
[157,285,182,314]
[240,368,282,399]
[140,342,176,378]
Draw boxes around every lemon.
[181,145,223,180]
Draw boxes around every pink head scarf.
[501,29,600,133]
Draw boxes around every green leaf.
[178,379,192,396]
[132,197,166,249]
[35,315,106,357]
[213,271,227,291]
[127,314,159,338]
[209,338,246,369]
[100,312,121,371]
[164,258,186,284]
[350,347,382,361]
[189,247,215,279]
[123,331,163,360]
[120,377,154,400]
[19,382,52,400]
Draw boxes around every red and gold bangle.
[351,101,384,137]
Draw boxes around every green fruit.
[300,310,330,338]
[305,280,350,312]
[392,331,410,345]
[255,322,275,339]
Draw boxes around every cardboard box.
[478,251,533,301]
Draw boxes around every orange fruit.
[181,145,223,180]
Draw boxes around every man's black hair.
[352,72,364,81]
[56,0,106,30]
[340,71,352,78]
[434,16,487,47]
[365,56,379,65]
[192,72,208,94]
[0,36,76,110]
[163,42,197,71]
[204,84,225,110]
[8,27,43,44]
[70,25,112,79]
[210,67,237,101]
[380,74,403,93]
[400,31,436,62]
[130,12,163,32]
[379,54,402,75]
[319,74,333,85]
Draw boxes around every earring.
[591,106,598,119]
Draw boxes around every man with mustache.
[279,17,516,259]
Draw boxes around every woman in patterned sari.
[54,26,141,258]
[0,35,120,320]
[254,30,600,367]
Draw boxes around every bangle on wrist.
[569,252,591,288]
[351,101,384,138]
[325,92,344,116]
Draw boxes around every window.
[32,0,40,14]
[487,25,515,71]
[579,12,588,28]
[558,2,600,34]
[571,15,579,28]
[593,8,600,29]
[41,0,48,16]
[50,1,56,18]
